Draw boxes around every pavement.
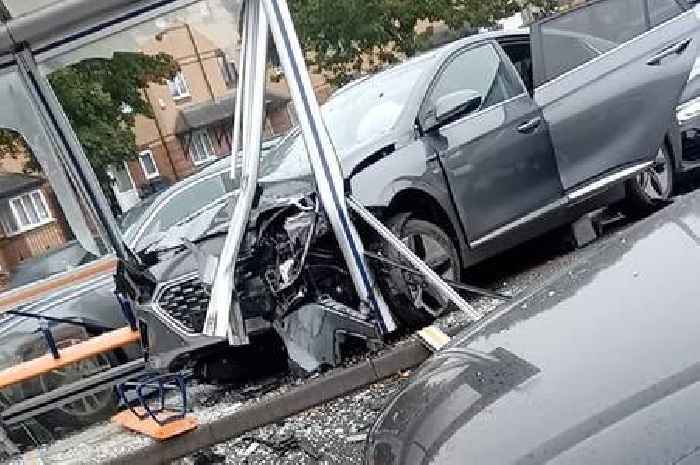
[0,200,659,465]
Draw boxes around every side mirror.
[425,89,482,132]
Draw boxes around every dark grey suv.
[134,0,700,371]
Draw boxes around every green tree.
[47,52,178,182]
[289,0,554,85]
[0,129,24,160]
[0,52,177,214]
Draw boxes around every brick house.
[110,17,332,213]
[0,159,70,285]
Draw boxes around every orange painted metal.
[0,327,140,390]
[112,408,198,440]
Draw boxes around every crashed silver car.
[132,0,700,377]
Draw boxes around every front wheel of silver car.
[37,338,118,431]
[622,143,674,217]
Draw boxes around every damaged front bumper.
[133,192,385,376]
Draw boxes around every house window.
[167,71,190,100]
[190,130,216,165]
[139,150,160,180]
[216,53,238,89]
[7,189,52,233]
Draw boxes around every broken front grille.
[156,275,210,334]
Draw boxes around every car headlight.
[677,97,700,124]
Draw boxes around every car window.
[647,0,685,27]
[133,170,235,249]
[539,0,647,83]
[501,41,534,93]
[118,196,156,233]
[425,43,522,122]
[320,56,434,153]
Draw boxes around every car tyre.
[35,339,118,432]
[374,214,461,330]
[621,142,674,217]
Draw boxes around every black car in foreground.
[366,189,700,465]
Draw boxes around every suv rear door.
[531,0,698,192]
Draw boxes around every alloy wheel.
[637,147,672,201]
[38,339,114,418]
[401,232,455,317]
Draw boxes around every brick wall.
[1,221,67,268]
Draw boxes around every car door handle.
[647,38,692,66]
[517,117,541,134]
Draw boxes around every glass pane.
[191,134,205,162]
[21,194,38,224]
[648,0,684,27]
[0,82,105,294]
[140,152,157,175]
[134,169,233,249]
[0,199,18,233]
[11,198,29,226]
[429,44,520,114]
[321,56,431,153]
[540,0,646,82]
[110,164,134,193]
[39,0,247,228]
[31,191,48,219]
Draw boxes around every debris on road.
[174,375,409,465]
[4,219,627,465]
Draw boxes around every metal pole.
[204,0,268,344]
[230,3,248,181]
[348,197,483,321]
[261,0,396,333]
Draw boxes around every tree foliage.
[47,52,178,180]
[289,0,554,85]
[0,51,176,185]
[0,52,176,215]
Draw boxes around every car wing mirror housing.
[424,89,482,133]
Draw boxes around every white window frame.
[167,71,190,101]
[190,129,216,166]
[138,149,160,180]
[7,189,53,235]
